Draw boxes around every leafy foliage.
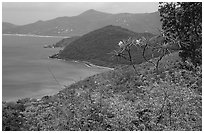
[2,3,202,130]
[2,53,202,131]
[159,2,202,66]
[2,100,27,130]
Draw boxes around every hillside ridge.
[3,9,161,36]
[55,25,156,67]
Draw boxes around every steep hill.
[57,25,155,67]
[2,9,161,36]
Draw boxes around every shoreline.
[4,58,113,102]
[3,33,70,38]
[49,56,114,71]
[81,61,114,70]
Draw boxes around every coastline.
[2,33,70,38]
[4,58,113,102]
[49,56,114,71]
[81,61,114,70]
[3,34,113,103]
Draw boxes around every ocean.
[2,35,109,102]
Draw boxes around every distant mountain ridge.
[2,9,161,36]
[2,22,18,31]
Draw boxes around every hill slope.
[2,52,202,131]
[2,9,161,36]
[2,22,18,31]
[52,36,80,48]
[57,25,155,67]
[44,36,80,48]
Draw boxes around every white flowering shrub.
[112,30,181,73]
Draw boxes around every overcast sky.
[3,2,159,25]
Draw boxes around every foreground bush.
[3,53,201,131]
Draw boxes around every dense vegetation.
[159,2,202,66]
[58,25,156,67]
[2,2,201,131]
[2,53,202,131]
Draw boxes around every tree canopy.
[159,2,202,66]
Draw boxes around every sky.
[2,2,159,25]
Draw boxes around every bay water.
[2,35,108,102]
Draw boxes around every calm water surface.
[2,35,108,101]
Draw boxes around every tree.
[159,2,202,66]
[111,38,137,71]
[112,33,179,73]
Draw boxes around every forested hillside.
[58,25,155,67]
